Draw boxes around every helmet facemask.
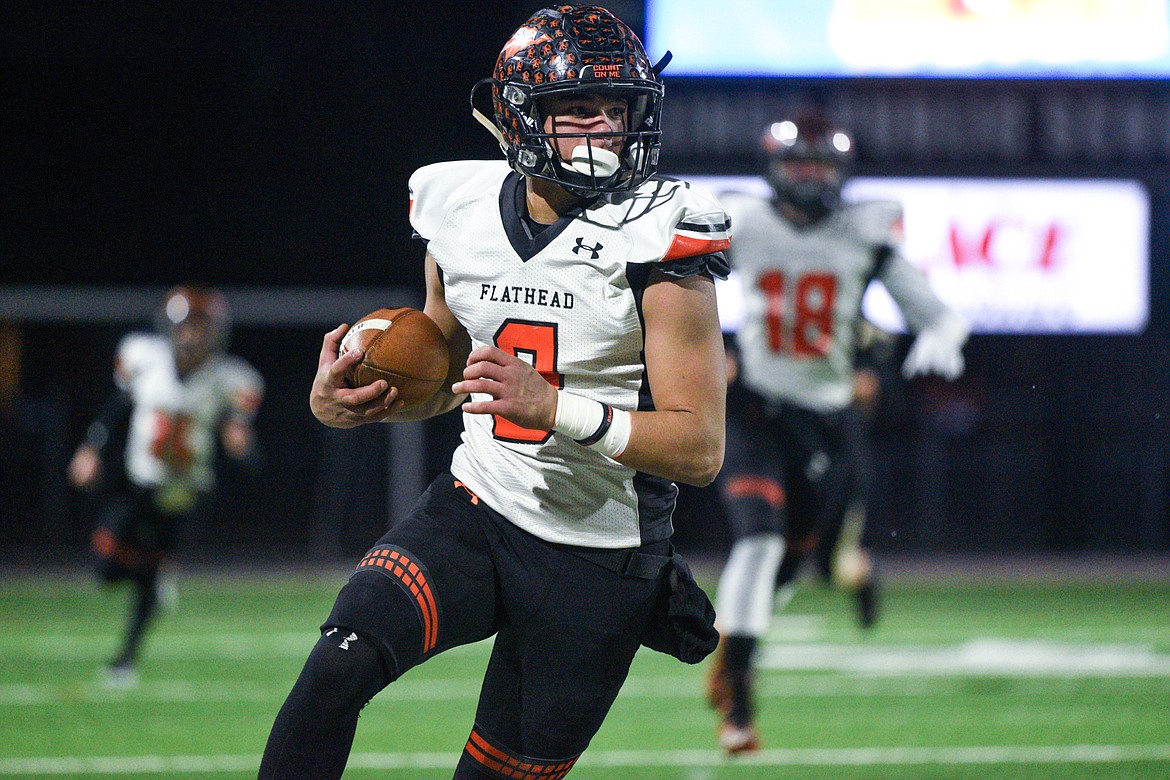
[510,80,661,194]
[769,157,846,222]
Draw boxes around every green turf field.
[1,563,1168,779]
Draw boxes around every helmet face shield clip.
[502,83,529,108]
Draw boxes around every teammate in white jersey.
[260,6,728,778]
[706,111,969,754]
[68,284,263,685]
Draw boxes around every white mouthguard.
[568,145,620,178]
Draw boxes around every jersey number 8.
[492,320,564,444]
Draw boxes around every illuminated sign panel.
[647,0,1170,78]
[686,176,1150,335]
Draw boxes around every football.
[337,307,449,406]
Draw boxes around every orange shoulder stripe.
[664,233,731,261]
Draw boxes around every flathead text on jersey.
[479,284,574,309]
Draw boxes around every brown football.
[337,307,449,406]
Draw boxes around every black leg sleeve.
[258,628,390,780]
[113,571,159,666]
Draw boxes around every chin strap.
[472,106,506,147]
[469,78,507,148]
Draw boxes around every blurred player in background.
[259,5,727,778]
[706,110,969,754]
[67,284,263,686]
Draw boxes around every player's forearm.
[617,408,725,487]
[85,390,133,458]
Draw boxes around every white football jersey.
[115,333,263,492]
[722,192,947,412]
[410,160,730,548]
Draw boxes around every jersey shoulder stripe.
[409,160,512,241]
[610,176,732,266]
[664,231,730,261]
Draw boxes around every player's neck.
[525,177,584,224]
[777,200,818,228]
[174,352,209,378]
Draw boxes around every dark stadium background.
[2,2,1168,562]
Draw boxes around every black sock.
[115,572,159,666]
[258,629,390,779]
[723,634,757,726]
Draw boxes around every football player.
[706,111,969,754]
[259,6,728,778]
[67,284,263,686]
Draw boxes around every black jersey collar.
[499,171,597,263]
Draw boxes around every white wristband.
[552,390,632,459]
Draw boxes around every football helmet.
[761,111,854,222]
[155,284,231,354]
[477,5,666,194]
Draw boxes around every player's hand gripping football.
[310,324,404,427]
[453,345,559,432]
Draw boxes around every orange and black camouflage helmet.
[479,5,666,193]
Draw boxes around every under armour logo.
[572,237,603,259]
[339,632,358,650]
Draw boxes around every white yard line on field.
[3,638,1170,707]
[757,638,1170,676]
[0,674,953,707]
[2,745,1170,775]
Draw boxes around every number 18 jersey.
[409,161,730,549]
[722,192,946,413]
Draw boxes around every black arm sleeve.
[656,252,730,281]
[83,389,133,460]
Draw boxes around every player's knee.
[722,533,785,595]
[731,532,785,566]
[325,567,430,676]
[297,628,389,715]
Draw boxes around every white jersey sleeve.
[409,160,513,242]
[114,332,164,392]
[217,355,265,422]
[846,199,903,246]
[846,200,951,334]
[616,178,731,276]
